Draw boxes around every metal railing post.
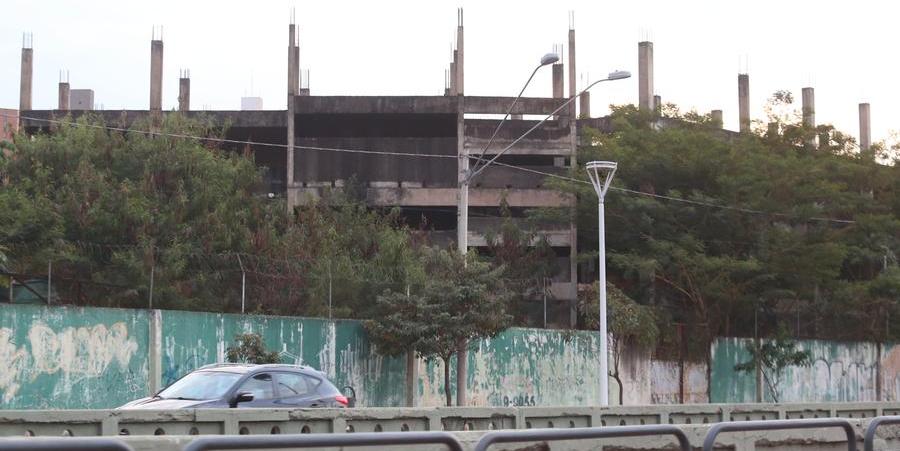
[703,418,857,451]
[474,425,691,451]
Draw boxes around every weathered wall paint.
[650,360,709,404]
[417,329,603,407]
[0,304,149,409]
[710,337,878,403]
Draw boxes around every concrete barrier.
[4,418,899,451]
[2,402,900,438]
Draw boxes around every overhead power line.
[3,113,856,225]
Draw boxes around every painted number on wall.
[503,395,536,407]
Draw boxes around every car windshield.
[157,371,242,400]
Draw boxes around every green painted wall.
[0,304,150,409]
[710,337,878,403]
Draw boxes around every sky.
[0,0,896,144]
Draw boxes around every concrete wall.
[711,337,879,403]
[0,304,149,409]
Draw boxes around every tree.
[734,326,812,402]
[578,281,659,404]
[225,333,282,364]
[368,247,512,406]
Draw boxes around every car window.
[158,371,242,400]
[274,372,318,397]
[238,373,275,400]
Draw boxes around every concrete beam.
[294,96,457,114]
[19,110,288,130]
[289,187,573,209]
[464,96,563,115]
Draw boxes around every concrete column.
[286,23,297,198]
[178,75,190,112]
[58,82,70,111]
[767,122,779,137]
[711,109,723,128]
[150,39,163,111]
[568,27,576,118]
[859,102,871,152]
[638,41,654,111]
[738,74,750,132]
[20,47,33,111]
[802,87,815,147]
[654,95,662,114]
[552,63,564,98]
[456,8,464,95]
[802,87,815,128]
[288,24,297,96]
[579,91,591,118]
[449,51,458,96]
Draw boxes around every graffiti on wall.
[0,304,147,409]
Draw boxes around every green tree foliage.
[225,333,282,364]
[734,327,812,402]
[366,248,512,406]
[559,93,899,344]
[0,115,422,316]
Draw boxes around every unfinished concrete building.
[16,12,599,327]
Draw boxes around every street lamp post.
[586,160,617,407]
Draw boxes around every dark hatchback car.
[118,363,353,409]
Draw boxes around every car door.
[272,372,326,407]
[234,373,279,408]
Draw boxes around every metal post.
[236,254,246,314]
[598,195,609,406]
[543,278,548,329]
[328,261,333,320]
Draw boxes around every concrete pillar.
[802,87,815,147]
[58,82,70,111]
[286,22,296,194]
[455,8,464,95]
[579,91,591,118]
[287,24,297,96]
[638,41,654,111]
[859,102,871,152]
[802,87,815,128]
[552,63,564,98]
[449,51,458,96]
[738,74,750,132]
[150,39,163,111]
[654,95,662,114]
[568,26,576,117]
[148,309,162,395]
[178,74,190,112]
[20,46,33,111]
[711,109,723,128]
[767,122,779,137]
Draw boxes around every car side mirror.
[230,391,254,408]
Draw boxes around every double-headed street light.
[586,160,618,406]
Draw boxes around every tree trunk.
[614,373,624,405]
[443,356,452,407]
[405,348,417,407]
[456,341,467,406]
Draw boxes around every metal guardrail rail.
[864,415,900,451]
[473,425,691,451]
[703,418,858,451]
[183,431,464,451]
[0,437,133,451]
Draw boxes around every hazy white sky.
[1,0,895,143]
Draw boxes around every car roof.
[196,363,327,378]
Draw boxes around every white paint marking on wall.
[0,322,138,403]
